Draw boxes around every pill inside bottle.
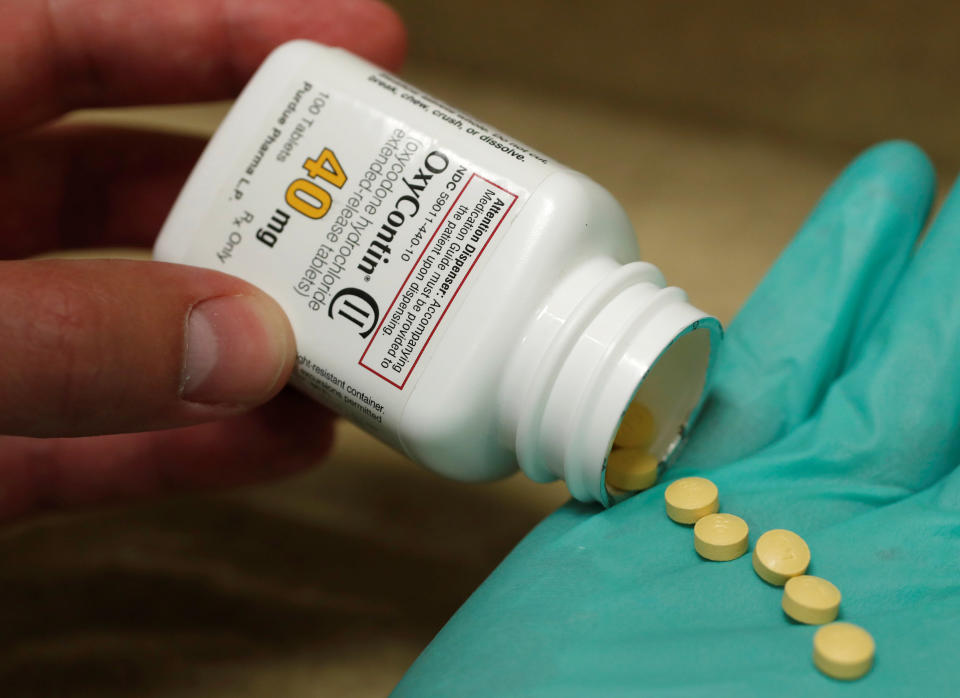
[614,402,655,448]
[605,402,659,494]
[605,449,659,491]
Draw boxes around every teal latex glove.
[392,142,960,696]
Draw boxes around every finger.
[0,126,205,259]
[0,258,295,437]
[1,0,406,133]
[748,172,960,495]
[0,390,335,520]
[678,141,935,471]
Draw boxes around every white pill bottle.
[155,40,722,506]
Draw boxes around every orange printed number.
[286,179,331,219]
[303,148,347,188]
[285,148,347,220]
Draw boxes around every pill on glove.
[752,529,811,585]
[605,449,659,491]
[613,402,655,448]
[813,622,874,680]
[693,513,749,561]
[782,575,841,625]
[664,477,719,524]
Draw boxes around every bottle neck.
[499,256,721,505]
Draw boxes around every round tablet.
[752,529,811,585]
[613,402,655,448]
[782,575,841,625]
[664,477,719,524]
[605,449,659,491]
[693,513,749,561]
[813,622,874,680]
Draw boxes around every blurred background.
[4,1,958,695]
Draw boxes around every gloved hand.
[392,141,960,697]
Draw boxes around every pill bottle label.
[168,50,561,447]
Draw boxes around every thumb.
[0,258,295,437]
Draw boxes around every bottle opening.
[605,325,713,501]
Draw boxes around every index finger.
[0,0,406,133]
[676,142,935,472]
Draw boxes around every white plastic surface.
[153,40,722,504]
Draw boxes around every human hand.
[0,0,405,519]
[392,142,960,696]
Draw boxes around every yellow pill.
[605,449,659,491]
[664,477,719,524]
[752,529,811,585]
[613,402,655,448]
[782,575,841,625]
[813,622,874,680]
[693,513,749,561]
